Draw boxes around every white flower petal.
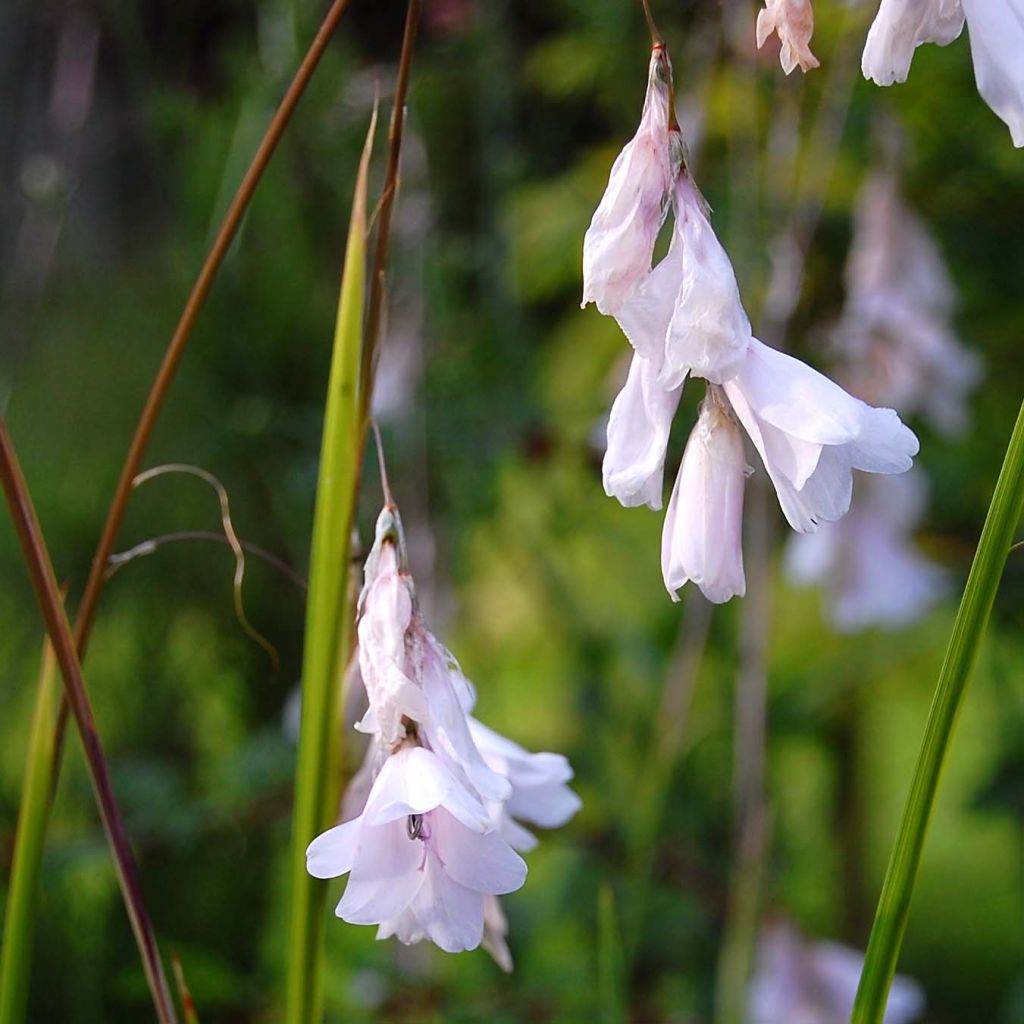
[336,819,425,925]
[404,851,485,953]
[733,339,867,445]
[420,639,512,806]
[603,353,684,510]
[499,814,540,853]
[962,0,1024,146]
[724,380,854,533]
[661,177,751,388]
[861,0,964,86]
[468,717,582,835]
[362,746,452,826]
[756,0,821,74]
[306,819,361,880]
[661,397,748,603]
[582,48,681,314]
[508,780,583,830]
[430,809,528,895]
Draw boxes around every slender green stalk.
[284,110,374,1024]
[358,0,421,426]
[0,634,60,1024]
[0,420,177,1024]
[851,396,1024,1023]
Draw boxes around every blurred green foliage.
[1,0,1023,1021]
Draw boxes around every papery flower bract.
[661,394,748,604]
[469,717,582,852]
[862,0,1024,146]
[354,539,427,745]
[603,352,683,510]
[307,745,526,954]
[723,339,919,533]
[582,47,682,314]
[756,0,821,74]
[786,471,946,631]
[861,0,964,86]
[748,919,925,1024]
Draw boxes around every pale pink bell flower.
[748,919,925,1024]
[307,745,526,954]
[662,393,750,604]
[310,503,578,958]
[756,0,821,74]
[835,169,979,437]
[723,339,919,534]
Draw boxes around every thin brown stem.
[359,0,422,426]
[640,0,665,47]
[51,0,352,760]
[371,420,395,508]
[0,419,177,1024]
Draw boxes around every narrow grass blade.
[283,108,376,1024]
[0,420,178,1023]
[851,396,1024,1023]
[0,634,60,1024]
[598,883,627,1024]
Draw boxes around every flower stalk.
[851,395,1024,1022]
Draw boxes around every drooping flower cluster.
[862,0,1024,147]
[748,919,925,1024]
[786,167,978,629]
[307,505,580,962]
[834,169,980,439]
[583,45,919,605]
[756,0,820,75]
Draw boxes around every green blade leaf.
[852,396,1024,1023]
[283,106,376,1024]
[0,635,61,1024]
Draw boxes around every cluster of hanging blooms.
[306,504,580,963]
[748,919,925,1024]
[861,0,1024,147]
[582,43,919,605]
[786,166,979,630]
[755,0,820,74]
